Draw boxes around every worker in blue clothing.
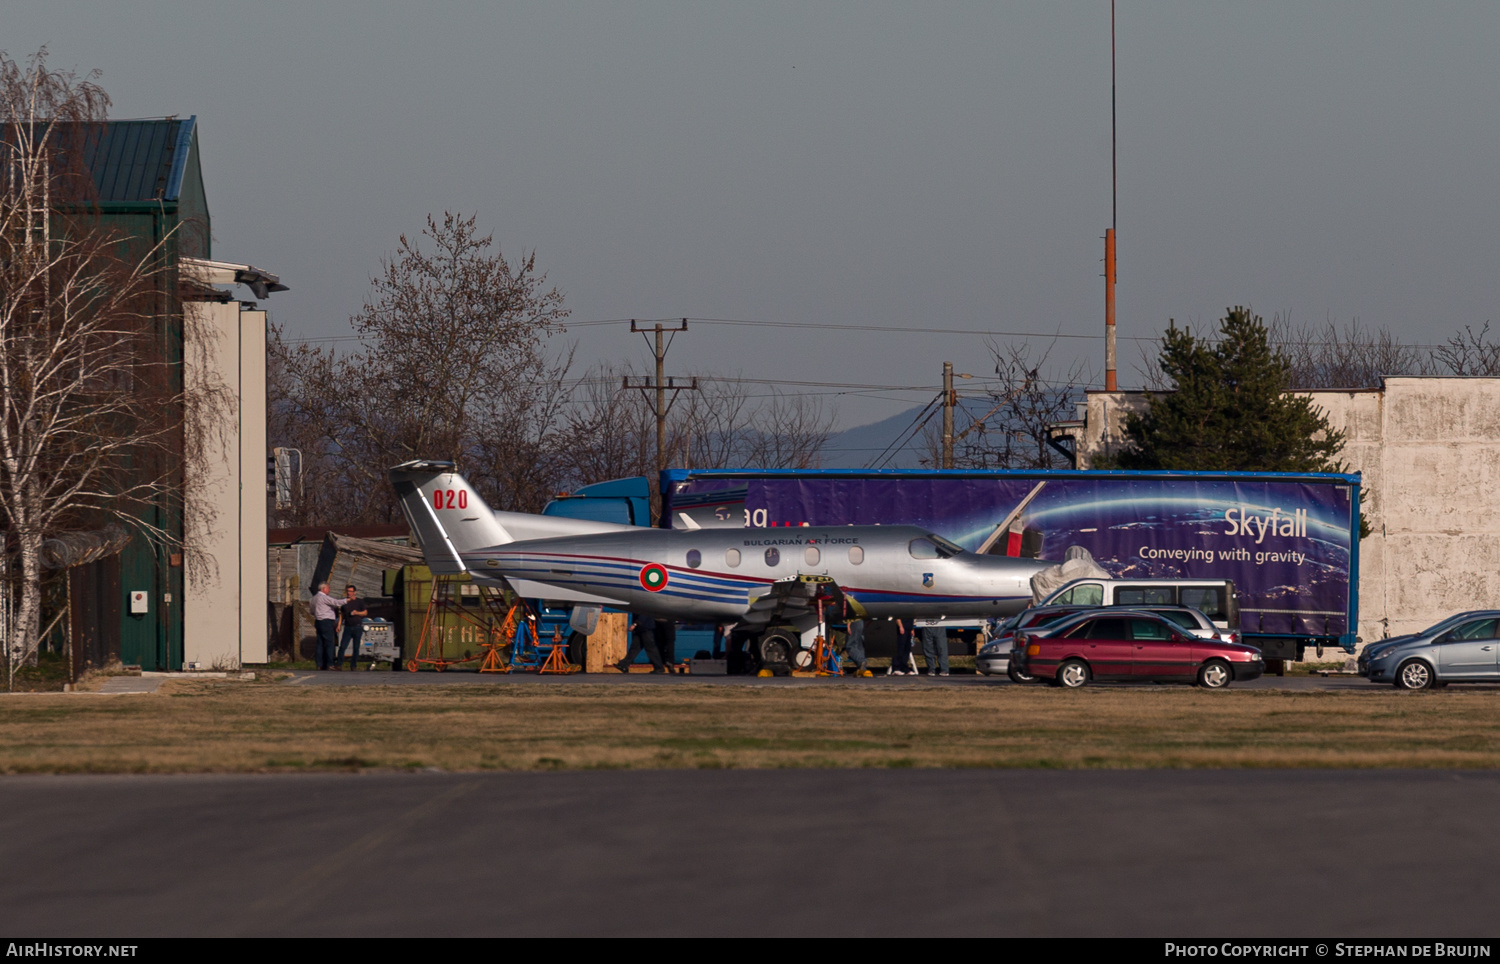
[920,623,950,677]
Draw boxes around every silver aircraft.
[392,460,1052,663]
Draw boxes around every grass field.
[3,677,1500,773]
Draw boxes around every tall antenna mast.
[1104,0,1118,392]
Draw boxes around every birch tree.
[0,50,220,685]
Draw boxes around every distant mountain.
[819,398,1003,469]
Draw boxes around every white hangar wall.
[182,300,268,669]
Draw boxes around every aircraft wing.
[741,574,866,628]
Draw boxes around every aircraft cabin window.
[765,547,780,566]
[804,546,820,566]
[725,548,741,568]
[686,549,702,569]
[908,538,939,560]
[849,546,864,565]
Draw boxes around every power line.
[282,316,1465,351]
[865,395,943,470]
[563,316,1154,342]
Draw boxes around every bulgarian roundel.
[639,564,669,592]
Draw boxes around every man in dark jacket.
[336,584,369,671]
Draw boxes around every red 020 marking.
[431,489,468,510]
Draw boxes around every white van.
[1039,578,1240,635]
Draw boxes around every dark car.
[976,605,1092,681]
[1011,610,1264,689]
[980,604,1230,682]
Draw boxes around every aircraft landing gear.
[756,630,796,676]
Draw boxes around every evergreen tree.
[1109,307,1346,472]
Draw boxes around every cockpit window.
[929,534,965,556]
[909,535,963,560]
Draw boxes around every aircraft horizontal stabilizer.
[504,578,621,608]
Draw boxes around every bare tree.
[1137,312,1436,390]
[268,214,842,527]
[0,49,228,685]
[469,344,578,513]
[740,390,835,468]
[1433,322,1500,376]
[587,370,835,473]
[556,364,657,485]
[266,326,353,527]
[924,341,1088,469]
[272,212,572,522]
[675,376,753,471]
[1270,314,1434,388]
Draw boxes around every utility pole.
[623,319,698,473]
[942,362,955,469]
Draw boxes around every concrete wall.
[183,302,268,668]
[1074,378,1500,648]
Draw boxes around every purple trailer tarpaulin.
[661,470,1360,644]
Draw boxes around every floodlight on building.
[181,257,289,301]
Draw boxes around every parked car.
[977,606,1092,680]
[979,604,1229,681]
[1356,610,1500,689]
[1010,610,1264,689]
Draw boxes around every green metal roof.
[81,116,196,203]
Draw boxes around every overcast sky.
[10,2,1500,428]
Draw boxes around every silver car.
[1357,610,1500,689]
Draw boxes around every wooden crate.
[584,613,630,673]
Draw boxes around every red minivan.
[1011,610,1264,689]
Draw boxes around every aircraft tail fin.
[389,460,514,574]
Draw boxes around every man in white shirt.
[311,583,339,670]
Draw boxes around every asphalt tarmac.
[3,768,1497,937]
